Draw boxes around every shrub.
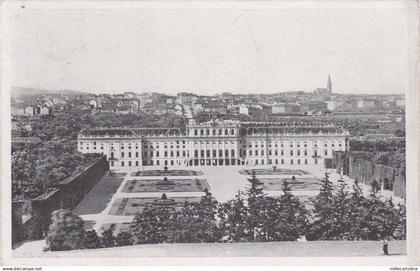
[45,209,86,251]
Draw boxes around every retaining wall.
[332,152,405,198]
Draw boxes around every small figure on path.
[382,237,389,255]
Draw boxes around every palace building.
[77,119,349,170]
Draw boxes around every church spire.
[327,74,332,94]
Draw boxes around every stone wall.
[12,155,109,243]
[332,151,405,198]
[12,200,34,244]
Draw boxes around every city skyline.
[10,83,407,97]
[9,6,407,95]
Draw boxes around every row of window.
[144,150,189,158]
[82,145,343,153]
[111,150,193,158]
[194,149,236,158]
[111,152,140,158]
[110,149,334,159]
[110,158,319,167]
[80,140,344,149]
[112,160,181,167]
[253,158,318,165]
[243,143,343,148]
[192,128,236,136]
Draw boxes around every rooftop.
[79,120,348,138]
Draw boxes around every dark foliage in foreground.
[85,230,102,249]
[45,209,86,251]
[306,174,405,241]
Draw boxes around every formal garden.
[121,177,210,193]
[108,195,202,216]
[239,168,309,176]
[131,169,204,177]
[260,177,334,193]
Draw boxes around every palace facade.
[77,120,349,170]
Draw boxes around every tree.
[258,196,281,241]
[130,206,173,244]
[362,188,400,240]
[218,191,248,242]
[115,231,133,247]
[244,170,266,241]
[329,177,352,240]
[169,207,220,243]
[85,230,102,249]
[276,179,309,240]
[169,189,221,243]
[394,203,406,240]
[261,180,308,241]
[101,228,116,248]
[306,172,336,240]
[12,138,97,200]
[345,179,370,240]
[192,189,219,221]
[246,170,265,204]
[45,209,86,251]
[307,176,405,241]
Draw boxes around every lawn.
[73,174,125,215]
[239,168,309,175]
[131,169,204,177]
[259,177,325,191]
[108,196,202,215]
[121,178,210,193]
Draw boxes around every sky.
[9,3,408,95]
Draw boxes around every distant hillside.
[11,87,90,97]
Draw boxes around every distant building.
[23,105,50,116]
[361,134,402,141]
[88,100,98,108]
[326,100,342,111]
[24,106,34,116]
[357,99,376,109]
[314,75,332,96]
[221,92,235,103]
[192,103,204,114]
[154,104,176,115]
[238,104,249,115]
[115,105,136,115]
[300,101,328,114]
[396,98,405,107]
[202,102,227,114]
[12,107,26,115]
[38,105,50,115]
[311,96,325,102]
[177,92,197,106]
[271,103,300,114]
[123,92,136,99]
[12,136,42,145]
